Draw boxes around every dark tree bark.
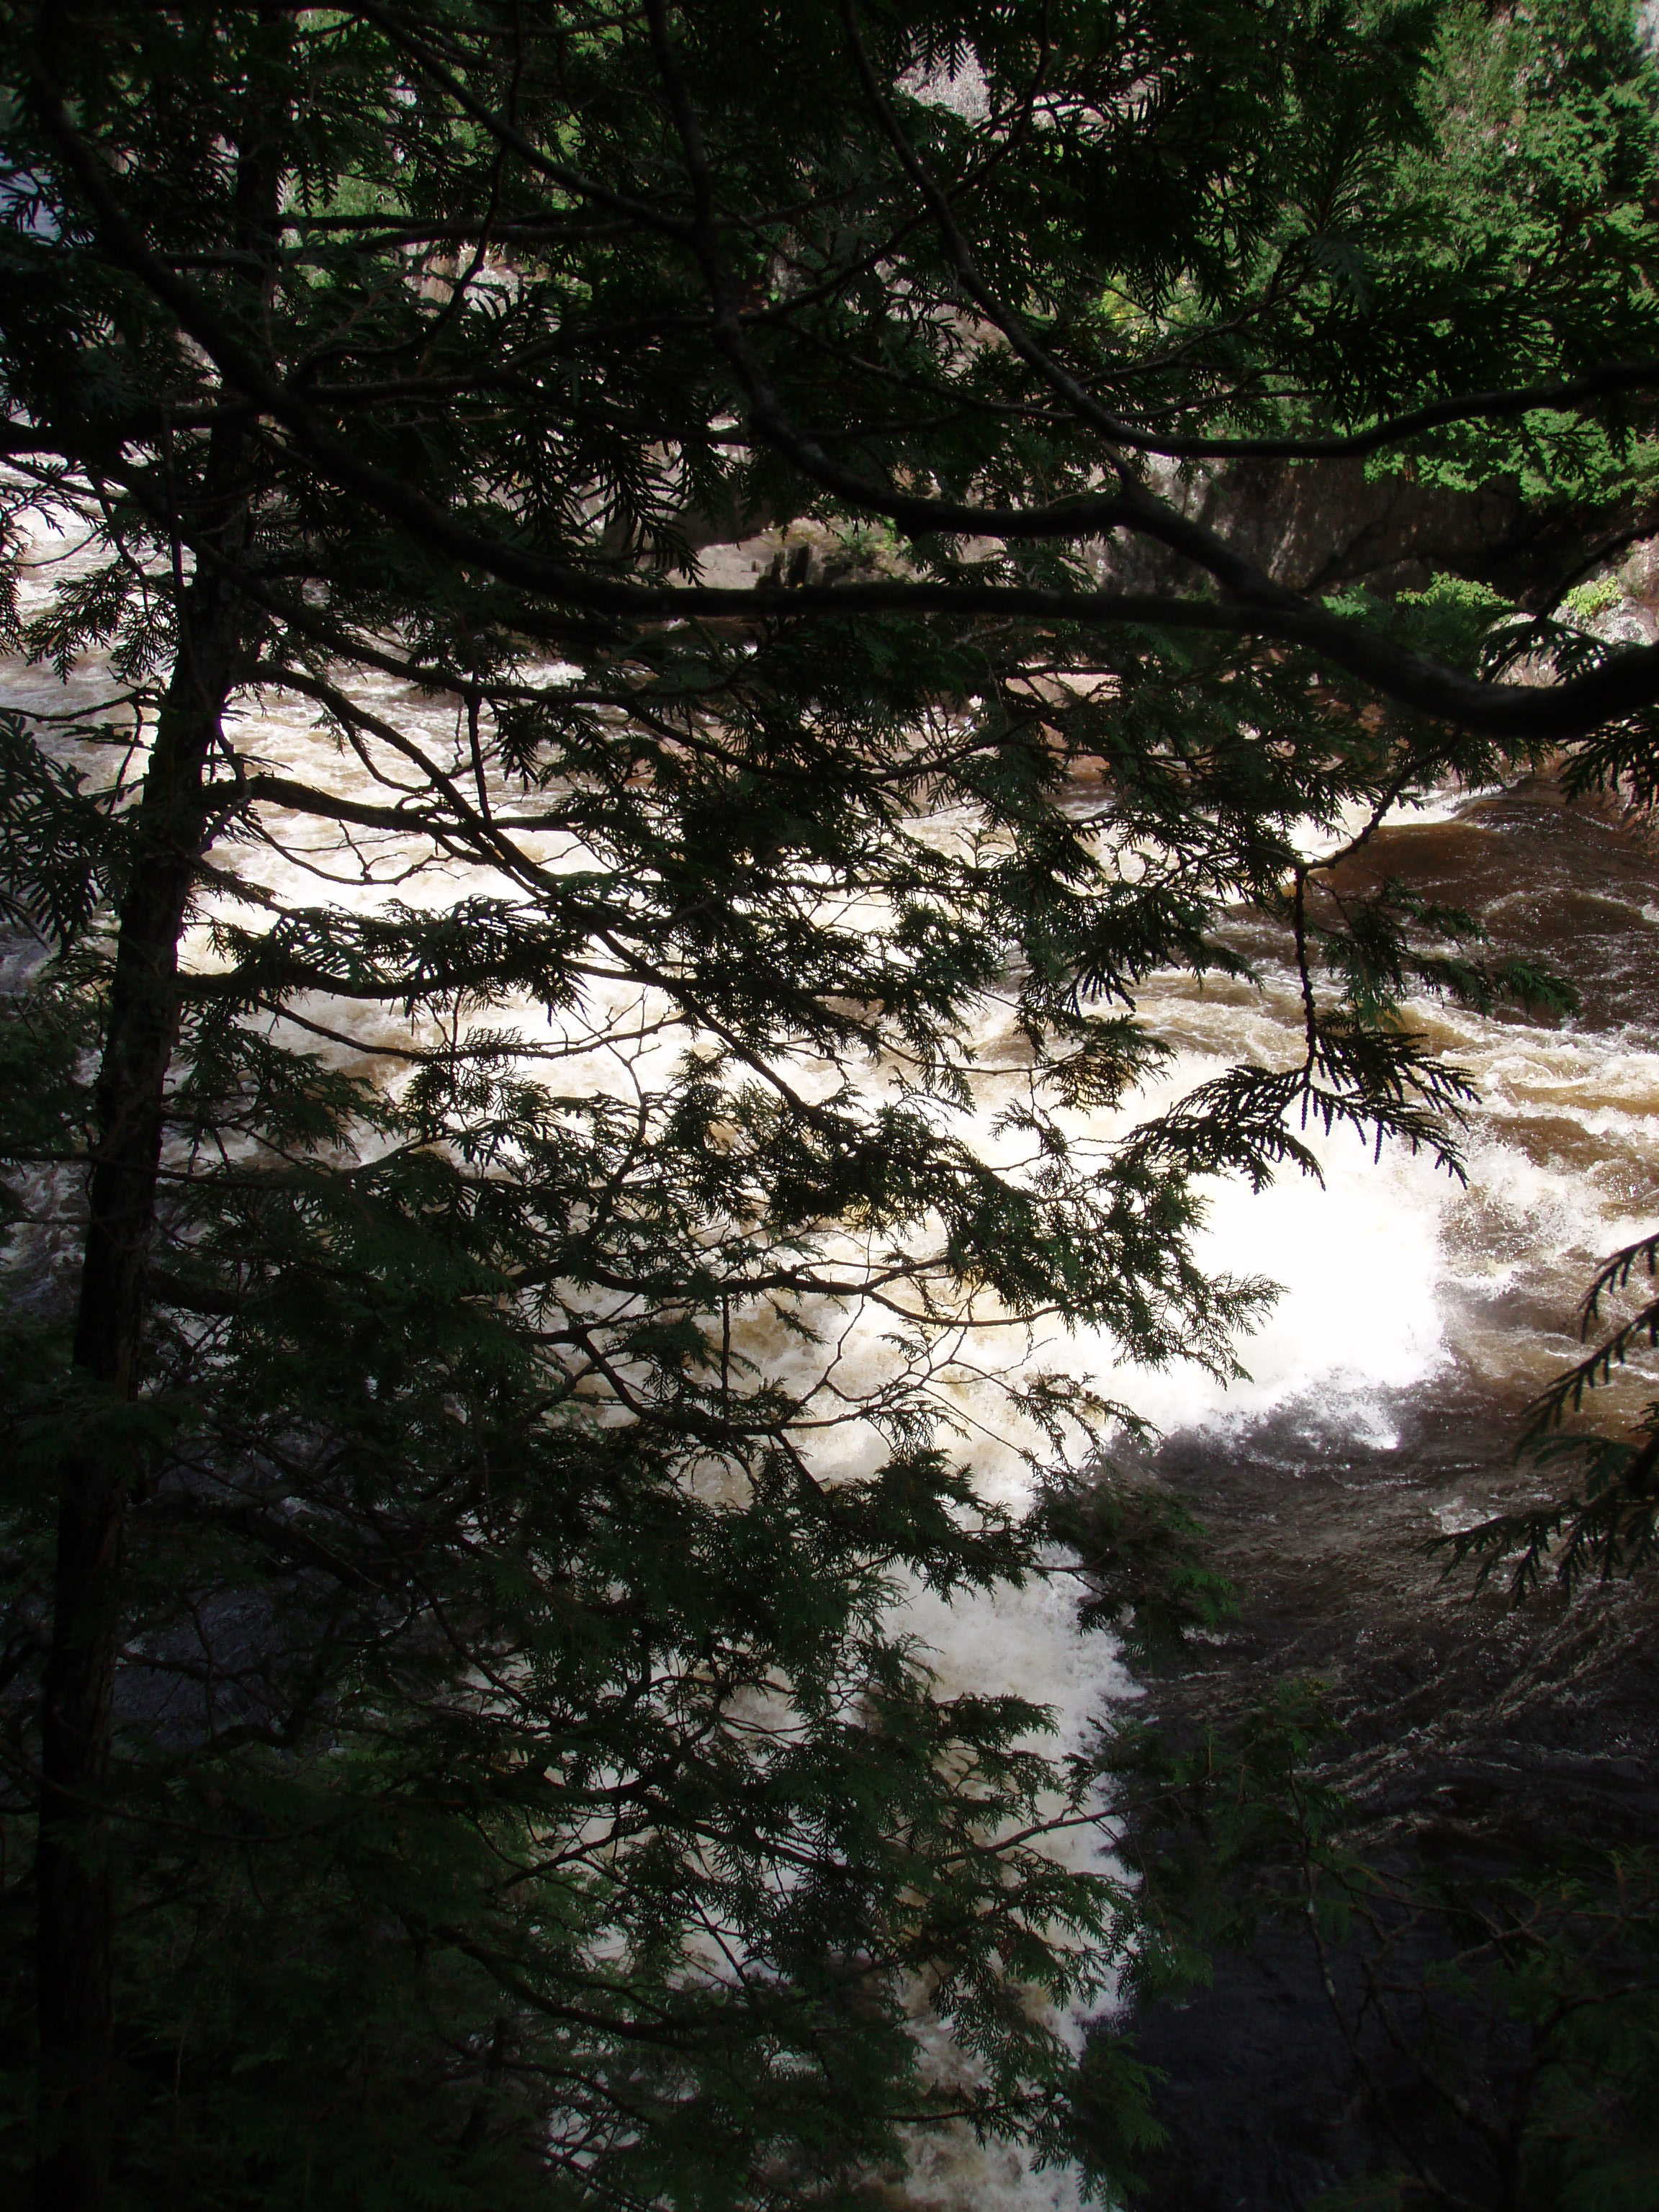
[31,62,281,2200]
[32,578,243,2212]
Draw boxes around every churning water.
[889,778,1659,2208]
[10,513,1659,2208]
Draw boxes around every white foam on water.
[16,505,1659,2206]
[896,2105,1094,2212]
[1285,781,1498,860]
[1159,1112,1452,1432]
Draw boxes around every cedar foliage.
[0,2,1657,2206]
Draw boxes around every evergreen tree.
[0,3,1655,2207]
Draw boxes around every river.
[9,516,1659,2209]
[877,768,1659,2211]
[1086,778,1659,2209]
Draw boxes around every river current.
[9,518,1659,2208]
[897,773,1659,2211]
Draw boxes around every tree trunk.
[30,30,285,2185]
[32,585,241,2212]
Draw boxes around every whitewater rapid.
[11,513,1659,2209]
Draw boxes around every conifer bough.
[0,3,1655,2207]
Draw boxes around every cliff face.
[1093,453,1659,606]
[680,449,1658,615]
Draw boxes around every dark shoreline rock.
[1116,1382,1659,2211]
